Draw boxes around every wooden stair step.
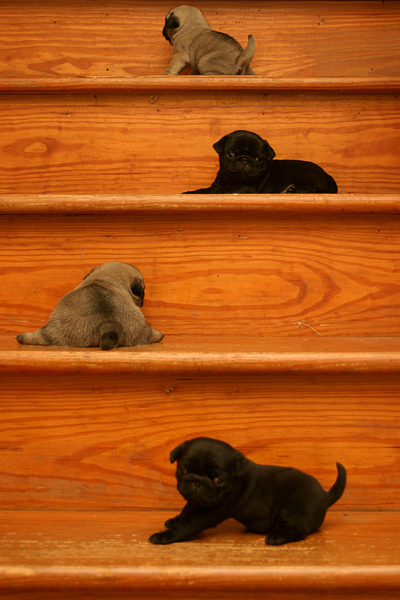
[1,335,400,375]
[1,92,398,195]
[2,76,400,94]
[1,0,398,80]
[2,193,400,214]
[2,194,400,339]
[0,510,399,599]
[2,362,399,512]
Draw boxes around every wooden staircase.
[1,1,399,598]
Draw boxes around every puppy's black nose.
[191,481,201,490]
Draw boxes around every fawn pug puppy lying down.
[163,5,256,75]
[16,261,164,350]
[185,130,338,194]
[149,437,346,546]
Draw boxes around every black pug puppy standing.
[184,130,338,194]
[149,437,346,546]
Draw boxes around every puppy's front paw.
[164,516,179,528]
[149,529,179,545]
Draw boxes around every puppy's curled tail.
[98,321,121,351]
[326,463,347,507]
[236,35,256,74]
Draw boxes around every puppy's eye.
[254,156,261,163]
[179,467,187,475]
[227,151,235,159]
[214,477,225,486]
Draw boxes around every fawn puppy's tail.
[99,321,121,350]
[236,35,256,74]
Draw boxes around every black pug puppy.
[184,130,338,194]
[149,437,346,546]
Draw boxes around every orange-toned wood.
[0,1,399,80]
[0,93,399,194]
[1,210,399,337]
[1,193,400,214]
[0,511,400,599]
[1,370,399,510]
[2,76,400,94]
[1,336,400,375]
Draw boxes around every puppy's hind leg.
[148,328,164,344]
[16,328,51,346]
[266,520,309,546]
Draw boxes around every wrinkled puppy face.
[214,130,276,181]
[83,261,145,307]
[162,8,181,43]
[170,437,248,508]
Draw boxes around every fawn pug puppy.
[185,130,338,194]
[149,437,346,546]
[163,5,256,75]
[16,261,164,350]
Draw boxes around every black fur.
[185,130,337,194]
[149,437,346,546]
[163,13,180,42]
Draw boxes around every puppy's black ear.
[163,13,179,40]
[131,279,145,301]
[264,140,276,161]
[234,450,248,478]
[213,135,229,155]
[170,442,186,464]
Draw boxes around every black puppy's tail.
[236,35,256,74]
[98,321,121,351]
[326,463,347,507]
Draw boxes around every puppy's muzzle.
[178,477,218,507]
[231,157,260,178]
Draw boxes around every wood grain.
[2,76,400,94]
[0,93,399,194]
[0,1,399,79]
[1,335,400,374]
[0,511,400,600]
[1,211,399,337]
[0,371,399,510]
[2,193,400,214]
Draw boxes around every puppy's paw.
[164,516,179,528]
[266,531,289,546]
[149,529,179,545]
[266,526,307,546]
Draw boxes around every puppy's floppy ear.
[233,450,248,478]
[263,140,276,161]
[213,135,230,155]
[170,442,187,464]
[163,13,179,41]
[131,279,145,302]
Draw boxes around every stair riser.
[1,372,399,511]
[1,0,399,80]
[2,589,400,600]
[2,211,400,337]
[1,92,399,194]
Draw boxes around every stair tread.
[2,335,400,374]
[1,193,400,214]
[1,0,399,82]
[2,75,400,94]
[0,510,399,594]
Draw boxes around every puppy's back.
[190,31,255,75]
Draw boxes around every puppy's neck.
[254,162,274,192]
[214,162,274,194]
